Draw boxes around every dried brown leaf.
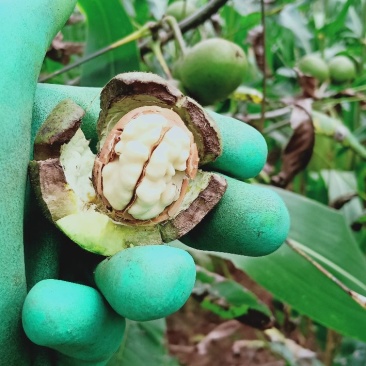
[196,320,241,355]
[247,25,271,77]
[290,99,312,129]
[66,13,84,25]
[271,101,315,188]
[46,32,84,65]
[296,69,318,98]
[330,193,358,209]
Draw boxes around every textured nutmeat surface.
[30,75,229,256]
[97,107,196,221]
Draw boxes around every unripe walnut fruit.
[29,72,227,256]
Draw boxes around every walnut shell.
[29,73,227,256]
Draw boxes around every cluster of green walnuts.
[298,53,357,84]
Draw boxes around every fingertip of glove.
[207,111,268,180]
[181,177,290,257]
[22,279,125,362]
[94,245,196,322]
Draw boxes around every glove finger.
[1,1,77,363]
[181,174,290,257]
[94,245,196,322]
[22,279,125,365]
[206,111,268,180]
[24,178,65,290]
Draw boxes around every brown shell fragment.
[29,159,78,222]
[175,97,221,165]
[34,99,85,161]
[160,172,227,242]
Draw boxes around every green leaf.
[321,0,353,36]
[320,170,364,224]
[194,267,271,328]
[312,111,366,160]
[178,187,366,342]
[231,86,263,104]
[77,0,140,86]
[333,337,366,366]
[220,6,261,45]
[278,4,313,54]
[108,319,179,366]
[122,0,151,25]
[346,6,363,37]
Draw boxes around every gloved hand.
[0,1,289,365]
[19,83,290,366]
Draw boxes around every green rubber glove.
[0,0,289,363]
[20,83,290,366]
[0,1,77,365]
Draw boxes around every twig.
[236,106,291,122]
[40,0,228,82]
[286,238,366,309]
[163,16,187,56]
[323,329,342,366]
[140,0,229,55]
[150,41,172,79]
[39,23,153,82]
[260,0,267,132]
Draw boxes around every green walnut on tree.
[297,53,357,84]
[174,38,248,105]
[328,55,356,84]
[0,1,291,365]
[297,54,330,82]
[166,0,196,21]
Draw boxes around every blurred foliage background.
[40,0,366,364]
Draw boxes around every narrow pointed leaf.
[176,187,366,341]
[78,0,140,86]
[108,319,179,366]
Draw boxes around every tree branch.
[140,0,229,55]
[40,0,229,82]
[259,0,267,132]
